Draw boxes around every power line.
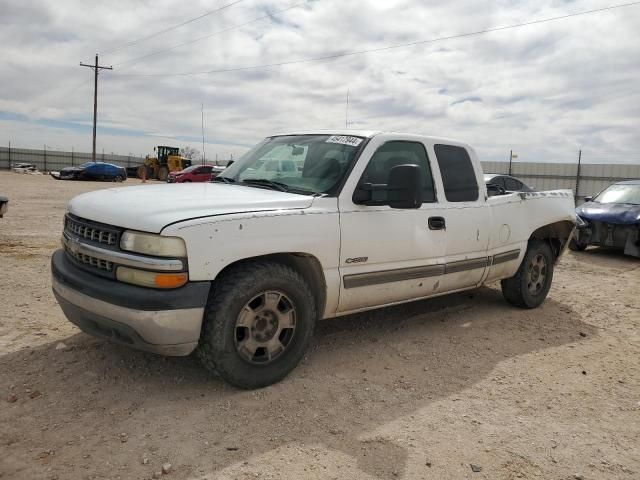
[111,1,640,78]
[100,0,246,55]
[113,0,308,68]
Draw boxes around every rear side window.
[493,177,506,189]
[359,141,436,202]
[434,145,479,202]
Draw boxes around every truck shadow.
[0,286,593,480]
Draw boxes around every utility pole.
[345,89,350,128]
[508,149,513,175]
[201,103,206,165]
[80,54,112,162]
[575,149,582,200]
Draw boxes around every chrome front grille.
[65,247,114,272]
[64,215,117,246]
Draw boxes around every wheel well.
[530,220,575,260]
[214,253,327,318]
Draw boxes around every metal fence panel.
[480,161,640,202]
[0,146,145,172]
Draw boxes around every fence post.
[44,144,47,172]
[575,149,582,200]
[8,141,10,169]
[508,150,513,175]
[71,147,74,166]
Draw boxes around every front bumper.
[51,250,210,356]
[575,220,640,257]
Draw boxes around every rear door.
[432,144,490,292]
[337,137,447,313]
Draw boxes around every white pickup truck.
[52,131,576,389]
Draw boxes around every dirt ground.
[0,170,639,480]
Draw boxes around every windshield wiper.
[212,176,235,184]
[241,178,290,192]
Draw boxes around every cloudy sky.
[1,0,639,163]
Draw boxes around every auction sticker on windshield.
[326,135,363,147]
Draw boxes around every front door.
[338,139,447,313]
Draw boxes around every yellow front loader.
[137,146,192,181]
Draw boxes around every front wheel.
[157,166,169,182]
[197,261,317,389]
[113,175,124,182]
[501,240,554,309]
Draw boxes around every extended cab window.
[434,144,479,202]
[358,141,436,203]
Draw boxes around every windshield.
[594,184,640,205]
[180,165,201,173]
[217,134,365,195]
[79,162,94,168]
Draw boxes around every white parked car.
[52,131,576,388]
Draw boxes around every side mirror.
[584,196,593,203]
[387,164,423,209]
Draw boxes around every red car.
[167,164,221,183]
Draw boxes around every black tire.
[113,175,124,182]
[197,261,317,389]
[501,240,554,309]
[568,237,587,251]
[157,166,169,182]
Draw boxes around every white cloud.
[0,0,639,163]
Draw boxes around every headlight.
[575,215,588,228]
[120,231,187,257]
[117,266,188,289]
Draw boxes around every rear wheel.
[197,261,317,389]
[501,240,554,309]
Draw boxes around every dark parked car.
[51,162,127,182]
[484,174,534,195]
[571,180,640,257]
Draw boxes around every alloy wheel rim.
[234,290,296,365]
[527,253,547,295]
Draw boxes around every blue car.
[571,180,640,257]
[53,162,127,182]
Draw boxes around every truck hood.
[576,201,640,225]
[67,183,315,233]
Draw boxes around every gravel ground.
[1,171,639,480]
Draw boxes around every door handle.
[428,216,446,230]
